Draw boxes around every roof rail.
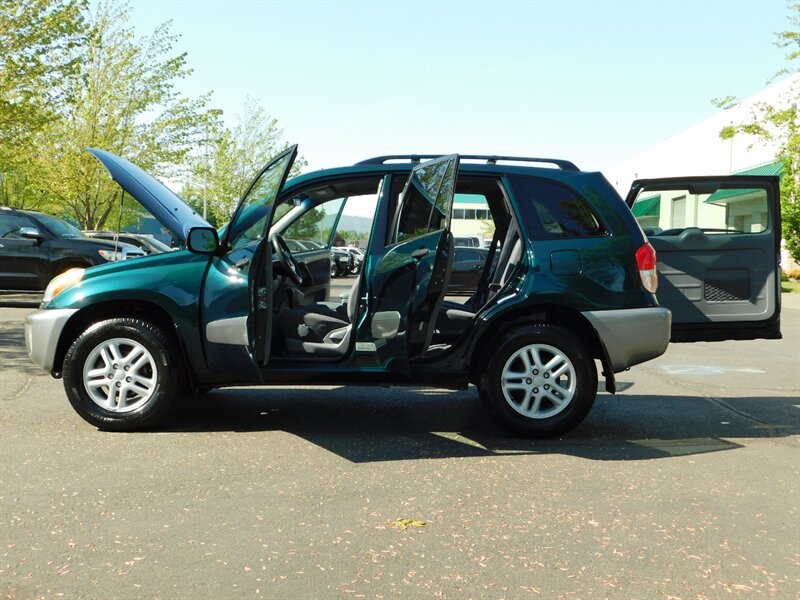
[355,154,579,171]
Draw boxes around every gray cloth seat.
[436,232,523,338]
[280,278,360,356]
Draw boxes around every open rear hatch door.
[626,175,781,342]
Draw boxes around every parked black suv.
[0,207,145,292]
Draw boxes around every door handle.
[411,247,429,260]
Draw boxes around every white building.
[451,193,491,244]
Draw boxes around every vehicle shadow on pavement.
[169,386,799,463]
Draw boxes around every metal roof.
[733,162,784,177]
[705,162,782,203]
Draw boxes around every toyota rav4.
[24,148,782,436]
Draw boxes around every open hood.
[88,148,211,244]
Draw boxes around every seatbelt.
[472,224,504,309]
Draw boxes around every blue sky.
[126,0,793,172]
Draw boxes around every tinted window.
[454,248,473,261]
[508,175,606,238]
[394,156,457,243]
[227,147,296,250]
[0,213,36,238]
[33,213,82,238]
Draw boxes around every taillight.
[635,242,658,293]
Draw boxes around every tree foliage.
[0,0,86,205]
[717,3,800,261]
[181,97,303,227]
[0,0,85,150]
[1,0,208,229]
[36,0,205,228]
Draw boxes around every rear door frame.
[626,175,781,342]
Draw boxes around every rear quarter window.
[508,175,607,239]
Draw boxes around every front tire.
[63,318,181,431]
[478,324,597,437]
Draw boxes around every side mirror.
[19,227,45,243]
[187,227,219,255]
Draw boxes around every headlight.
[43,268,85,303]
[98,249,125,262]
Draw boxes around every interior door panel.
[627,176,781,342]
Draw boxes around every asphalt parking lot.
[1,291,798,599]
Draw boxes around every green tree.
[0,0,85,147]
[182,97,304,226]
[3,0,205,228]
[478,218,495,239]
[716,3,800,261]
[0,0,86,205]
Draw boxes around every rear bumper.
[582,307,671,372]
[25,308,78,372]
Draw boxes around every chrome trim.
[25,308,79,371]
[582,307,671,372]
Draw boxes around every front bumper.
[25,308,78,372]
[582,307,671,372]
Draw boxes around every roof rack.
[355,154,579,171]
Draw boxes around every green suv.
[24,147,782,436]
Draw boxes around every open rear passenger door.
[626,175,781,342]
[357,155,459,373]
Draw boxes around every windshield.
[35,213,82,238]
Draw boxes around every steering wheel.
[273,234,306,286]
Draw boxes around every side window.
[508,175,606,239]
[394,157,456,243]
[284,198,345,251]
[631,185,770,235]
[282,178,381,251]
[0,213,36,238]
[454,248,472,262]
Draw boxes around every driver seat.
[280,278,360,356]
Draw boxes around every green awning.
[733,162,784,177]
[705,162,783,204]
[632,194,660,217]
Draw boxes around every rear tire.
[478,324,597,437]
[63,318,181,431]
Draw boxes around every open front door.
[200,146,297,381]
[626,175,781,342]
[357,155,459,373]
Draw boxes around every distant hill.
[337,215,373,233]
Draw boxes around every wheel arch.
[470,303,616,393]
[52,300,196,389]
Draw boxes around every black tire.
[62,318,182,431]
[477,324,597,437]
